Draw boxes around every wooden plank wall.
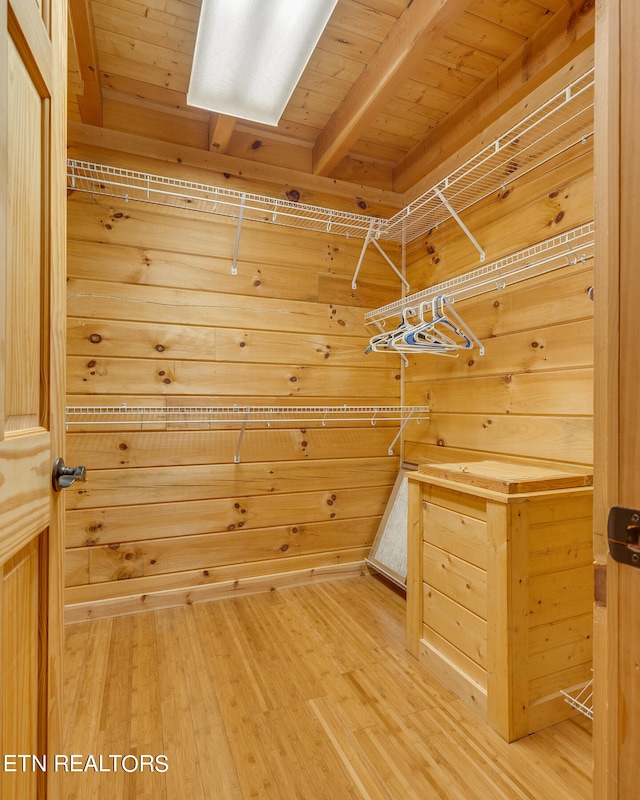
[64,150,403,616]
[402,137,594,469]
[63,99,594,616]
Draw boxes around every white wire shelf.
[66,71,593,250]
[67,159,386,241]
[380,69,594,244]
[65,404,430,462]
[365,221,594,326]
[561,677,593,720]
[65,404,429,426]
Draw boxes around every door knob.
[52,457,87,492]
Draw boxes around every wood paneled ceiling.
[67,0,594,199]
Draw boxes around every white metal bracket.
[434,187,485,262]
[234,407,250,463]
[231,194,246,275]
[352,219,410,291]
[387,409,416,455]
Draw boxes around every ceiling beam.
[395,0,595,197]
[312,0,472,177]
[68,0,103,126]
[209,114,237,153]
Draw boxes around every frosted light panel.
[187,0,338,126]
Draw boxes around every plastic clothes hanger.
[367,301,458,357]
[365,294,484,358]
[366,307,444,354]
[432,295,485,355]
[392,299,460,354]
[365,307,417,354]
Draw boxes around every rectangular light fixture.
[187,0,339,127]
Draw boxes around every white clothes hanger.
[365,295,484,358]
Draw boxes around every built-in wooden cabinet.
[406,460,593,742]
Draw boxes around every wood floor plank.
[97,615,136,800]
[155,608,208,800]
[63,575,592,800]
[62,623,91,741]
[263,702,359,800]
[176,609,243,800]
[354,723,465,800]
[63,619,116,800]
[130,613,163,755]
[212,702,285,799]
[308,695,395,800]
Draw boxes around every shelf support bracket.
[234,409,250,463]
[434,188,485,262]
[352,219,410,291]
[371,237,410,290]
[387,409,416,456]
[231,194,246,275]
[352,219,376,289]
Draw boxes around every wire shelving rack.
[365,221,595,326]
[65,405,431,462]
[66,159,386,241]
[380,69,594,245]
[66,70,594,252]
[561,676,594,720]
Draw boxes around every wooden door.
[594,0,640,796]
[0,0,66,798]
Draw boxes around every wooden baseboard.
[418,636,591,739]
[64,561,368,624]
[418,638,488,722]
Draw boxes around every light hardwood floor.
[62,575,592,799]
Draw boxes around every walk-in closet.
[2,0,638,797]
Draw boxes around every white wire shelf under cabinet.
[561,676,594,720]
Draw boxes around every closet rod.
[366,221,594,326]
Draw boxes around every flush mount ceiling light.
[187,0,339,127]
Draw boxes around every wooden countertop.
[412,459,593,495]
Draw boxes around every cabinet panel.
[528,566,594,628]
[528,613,592,680]
[423,484,487,520]
[422,582,487,668]
[422,543,487,619]
[419,628,487,719]
[422,502,488,569]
